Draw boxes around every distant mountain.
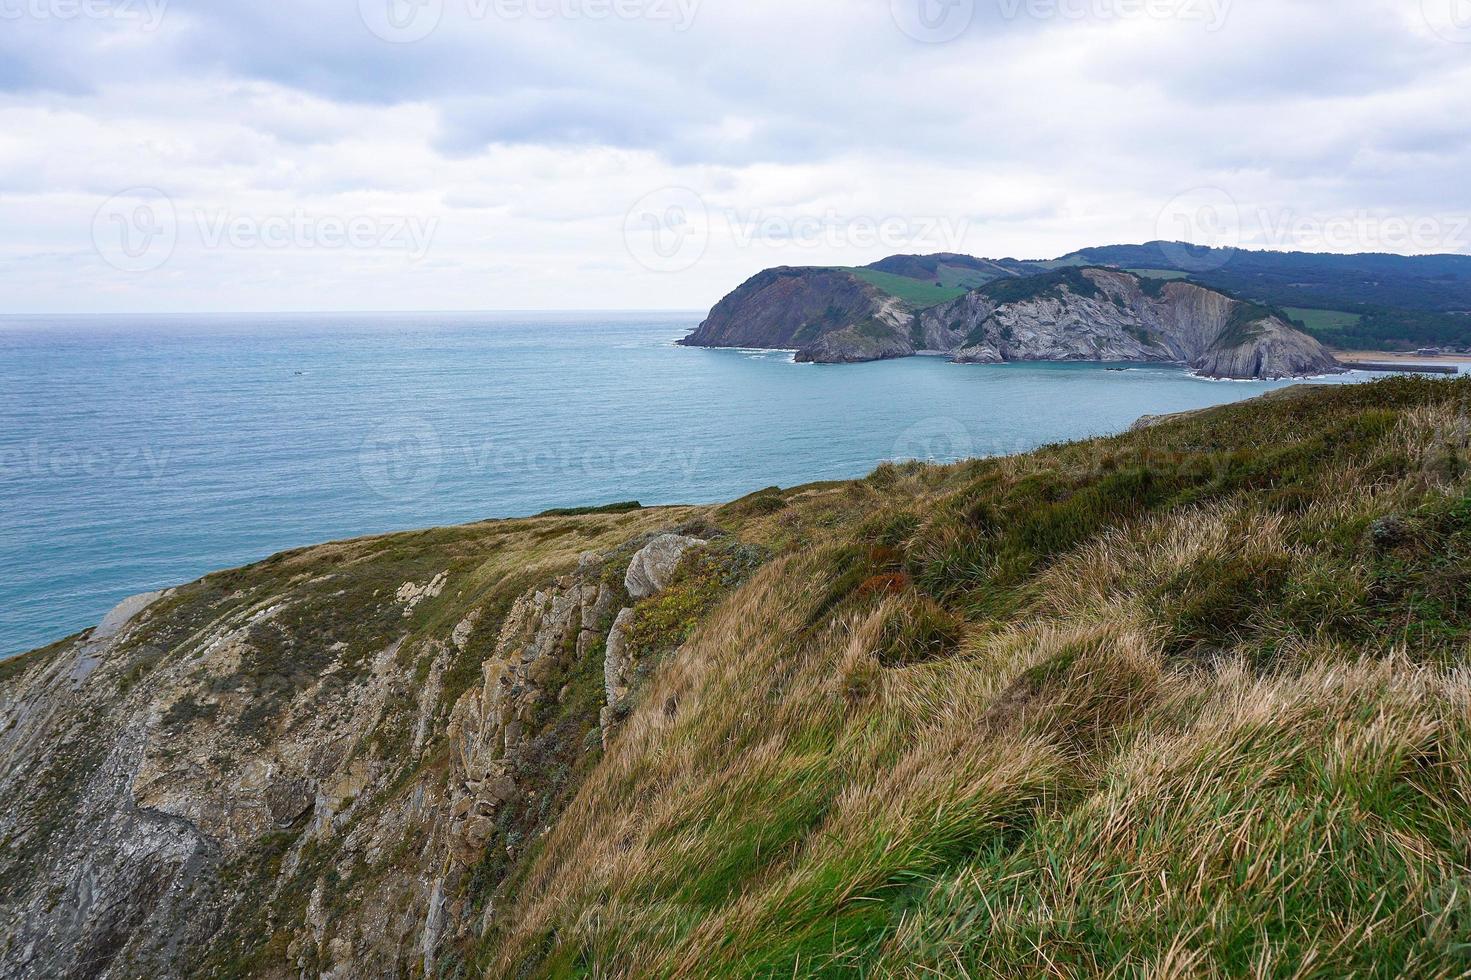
[683,265,1342,379]
[1060,243,1471,313]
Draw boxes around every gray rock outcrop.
[0,517,721,979]
[599,607,639,739]
[919,268,1343,379]
[93,589,167,640]
[624,534,703,600]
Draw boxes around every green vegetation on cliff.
[484,376,1471,977]
[844,267,968,309]
[975,265,1104,305]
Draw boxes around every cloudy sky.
[1,0,1468,313]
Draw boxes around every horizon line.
[0,308,710,318]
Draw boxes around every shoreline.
[1332,349,1471,366]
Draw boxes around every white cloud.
[0,0,1466,312]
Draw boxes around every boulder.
[624,535,703,600]
[93,590,167,641]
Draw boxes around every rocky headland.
[684,260,1343,380]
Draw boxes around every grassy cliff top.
[480,376,1471,976]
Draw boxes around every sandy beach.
[1334,349,1471,365]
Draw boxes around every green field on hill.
[845,267,969,309]
[1128,268,1192,280]
[1286,306,1365,337]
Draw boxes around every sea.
[0,311,1398,658]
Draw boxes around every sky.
[0,0,1468,313]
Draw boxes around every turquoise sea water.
[0,311,1386,658]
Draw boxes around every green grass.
[536,501,643,518]
[1128,267,1191,280]
[930,262,996,291]
[487,376,1471,978]
[1287,306,1365,338]
[845,268,968,310]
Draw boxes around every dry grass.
[458,378,1471,976]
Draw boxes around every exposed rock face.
[0,511,729,980]
[792,327,913,364]
[922,268,1342,379]
[447,574,606,868]
[1191,319,1344,380]
[625,534,703,599]
[678,267,915,364]
[599,534,706,740]
[600,607,639,738]
[93,590,168,640]
[684,263,1342,380]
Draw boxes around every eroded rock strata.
[0,512,733,979]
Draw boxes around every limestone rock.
[93,589,167,640]
[0,518,723,978]
[1190,316,1343,380]
[927,269,1345,380]
[625,535,703,600]
[604,603,636,687]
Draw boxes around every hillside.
[1048,244,1471,351]
[686,265,1341,378]
[1062,243,1471,312]
[5,377,1471,977]
[861,253,1037,292]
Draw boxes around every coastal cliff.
[5,378,1471,977]
[0,507,762,978]
[686,260,1343,379]
[922,267,1344,378]
[677,267,913,359]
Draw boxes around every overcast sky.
[1,0,1468,313]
